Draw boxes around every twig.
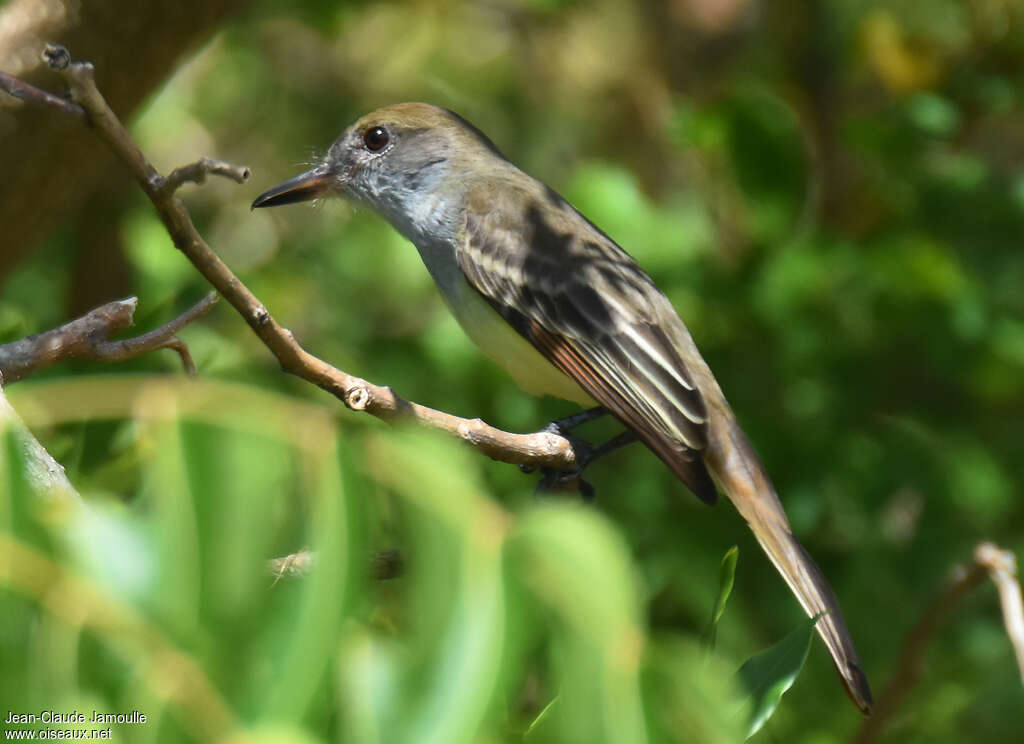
[0,69,85,119]
[268,548,404,583]
[851,541,1024,744]
[7,44,579,472]
[90,293,219,374]
[0,293,218,386]
[160,157,251,196]
[268,549,316,584]
[974,543,1024,682]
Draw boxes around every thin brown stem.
[6,45,578,472]
[268,548,404,583]
[0,293,218,386]
[160,157,252,195]
[974,543,1024,683]
[88,293,218,375]
[0,69,85,119]
[268,550,315,584]
[851,542,1024,744]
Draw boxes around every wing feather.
[458,196,717,504]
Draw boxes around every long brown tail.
[706,417,873,714]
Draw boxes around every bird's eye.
[363,126,390,152]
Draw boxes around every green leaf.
[702,546,738,650]
[737,614,820,739]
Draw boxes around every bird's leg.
[584,430,639,462]
[528,407,639,501]
[544,405,609,434]
[520,407,608,476]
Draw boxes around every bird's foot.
[519,424,597,500]
[519,406,606,475]
[522,408,637,502]
[536,467,597,502]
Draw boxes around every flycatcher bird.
[252,103,872,713]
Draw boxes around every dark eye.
[363,126,390,152]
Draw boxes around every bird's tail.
[706,417,873,714]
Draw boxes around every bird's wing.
[457,195,717,504]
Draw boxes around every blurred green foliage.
[1,377,747,743]
[2,0,1024,741]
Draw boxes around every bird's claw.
[528,409,610,502]
[534,466,597,502]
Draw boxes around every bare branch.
[11,45,578,472]
[973,543,1024,682]
[160,157,252,196]
[268,550,315,584]
[0,69,84,119]
[156,338,198,376]
[0,293,218,386]
[268,548,404,584]
[851,541,1024,744]
[88,292,219,375]
[50,49,162,191]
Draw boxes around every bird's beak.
[251,165,334,209]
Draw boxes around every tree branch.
[0,69,85,119]
[851,541,1024,744]
[268,549,315,583]
[161,157,252,195]
[0,293,218,386]
[975,543,1024,683]
[268,548,404,583]
[3,45,578,472]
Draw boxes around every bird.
[251,102,873,713]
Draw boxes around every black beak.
[251,166,334,209]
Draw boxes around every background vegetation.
[2,0,1023,741]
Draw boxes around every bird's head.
[251,103,504,216]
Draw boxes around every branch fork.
[0,44,580,472]
[0,294,218,386]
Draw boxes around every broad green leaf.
[737,614,820,739]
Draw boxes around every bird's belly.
[405,232,593,407]
[445,277,595,407]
